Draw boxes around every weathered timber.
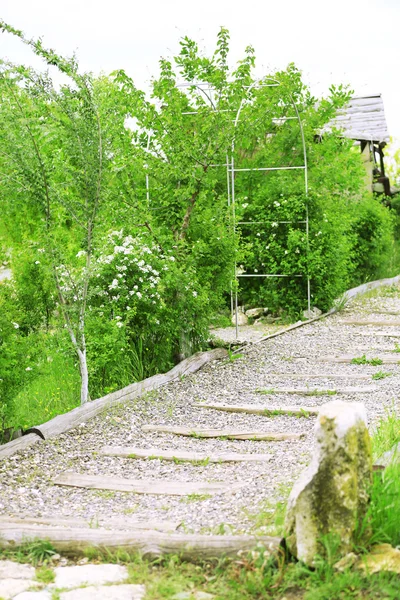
[0,348,227,459]
[266,373,372,380]
[353,332,400,338]
[193,403,319,416]
[341,320,400,327]
[0,515,180,533]
[255,387,377,395]
[99,446,273,462]
[320,355,400,364]
[53,473,245,496]
[0,433,40,459]
[372,311,400,316]
[0,522,282,560]
[141,425,304,441]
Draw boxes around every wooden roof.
[323,94,389,144]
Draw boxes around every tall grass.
[10,347,80,430]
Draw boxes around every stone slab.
[14,592,52,600]
[59,584,146,600]
[54,564,128,588]
[0,560,35,580]
[0,578,34,600]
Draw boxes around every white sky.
[1,0,400,145]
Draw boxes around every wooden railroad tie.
[0,514,180,533]
[264,373,372,380]
[53,472,246,496]
[99,446,273,462]
[341,320,400,327]
[254,386,378,395]
[0,521,282,560]
[141,425,305,441]
[193,403,319,416]
[319,355,400,365]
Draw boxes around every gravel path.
[1,285,400,536]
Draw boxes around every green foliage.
[372,371,392,380]
[0,23,399,426]
[367,464,400,547]
[351,355,383,365]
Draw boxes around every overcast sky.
[2,0,400,145]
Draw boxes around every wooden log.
[53,473,245,496]
[0,522,282,560]
[99,446,273,462]
[265,373,372,380]
[352,332,400,338]
[255,386,377,395]
[341,320,400,327]
[193,403,319,416]
[141,425,305,441]
[0,348,227,459]
[0,433,40,459]
[0,515,180,533]
[320,355,400,364]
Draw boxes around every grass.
[36,565,55,583]
[180,493,212,503]
[371,408,400,459]
[10,344,80,431]
[351,355,383,366]
[3,543,400,599]
[372,371,392,380]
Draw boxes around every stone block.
[285,400,372,565]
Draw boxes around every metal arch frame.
[143,79,310,339]
[230,77,310,338]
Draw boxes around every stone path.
[0,284,399,567]
[0,561,145,599]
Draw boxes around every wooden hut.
[323,94,398,196]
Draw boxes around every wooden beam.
[320,355,400,364]
[0,434,40,459]
[53,473,245,496]
[141,425,305,441]
[193,403,319,416]
[341,320,400,327]
[265,373,372,380]
[0,515,180,533]
[0,522,282,560]
[0,348,228,459]
[255,387,377,395]
[99,447,273,462]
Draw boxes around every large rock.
[245,307,268,319]
[358,543,400,574]
[285,400,372,565]
[231,308,248,326]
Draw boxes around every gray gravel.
[1,285,400,535]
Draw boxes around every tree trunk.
[77,348,89,405]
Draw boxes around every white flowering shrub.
[84,230,209,396]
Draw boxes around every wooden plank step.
[341,320,400,327]
[254,386,377,395]
[0,514,180,533]
[141,425,304,441]
[193,403,319,416]
[320,355,400,364]
[353,332,400,338]
[0,522,282,560]
[100,446,273,462]
[53,473,245,496]
[265,373,371,380]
